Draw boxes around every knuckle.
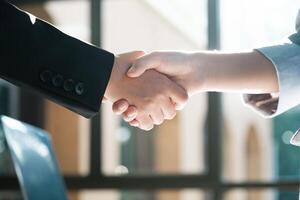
[157,118,164,125]
[170,112,177,119]
[153,119,162,125]
[166,111,176,120]
[141,124,152,131]
[145,125,154,131]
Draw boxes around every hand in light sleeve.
[104,51,188,131]
[112,51,203,125]
[127,51,205,95]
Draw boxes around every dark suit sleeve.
[0,1,115,118]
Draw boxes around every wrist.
[104,55,120,101]
[188,52,215,93]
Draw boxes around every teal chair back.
[0,116,67,200]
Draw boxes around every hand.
[113,50,279,123]
[126,51,278,94]
[111,51,204,123]
[104,51,188,131]
[127,51,206,95]
[112,99,139,127]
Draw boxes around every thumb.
[127,53,161,77]
[127,64,148,78]
[119,51,145,60]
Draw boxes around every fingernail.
[119,103,127,110]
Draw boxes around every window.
[1,0,300,200]
[101,0,208,176]
[221,0,300,199]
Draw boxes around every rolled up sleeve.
[243,40,300,117]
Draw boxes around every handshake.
[103,51,205,131]
[103,49,276,130]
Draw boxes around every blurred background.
[1,0,300,199]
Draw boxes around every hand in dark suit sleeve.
[0,1,115,118]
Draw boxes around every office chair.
[0,116,67,200]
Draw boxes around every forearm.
[0,1,115,117]
[193,50,279,94]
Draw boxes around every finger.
[129,119,139,127]
[123,106,138,122]
[119,51,146,60]
[161,101,177,120]
[112,99,130,115]
[167,82,188,110]
[102,96,108,103]
[127,53,161,77]
[256,98,279,115]
[137,114,154,131]
[150,108,164,125]
[244,94,272,106]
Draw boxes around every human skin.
[104,51,188,131]
[112,50,278,127]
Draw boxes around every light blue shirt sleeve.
[243,10,300,118]
[244,42,300,117]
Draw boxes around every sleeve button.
[63,79,75,92]
[52,74,64,87]
[75,82,85,95]
[40,70,53,82]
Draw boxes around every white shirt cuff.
[243,42,300,117]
